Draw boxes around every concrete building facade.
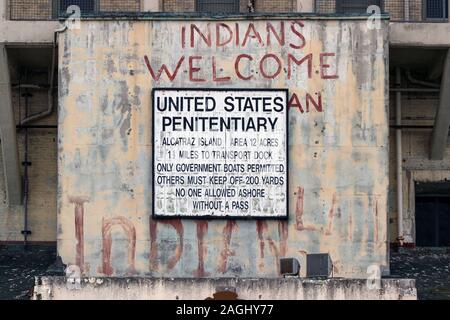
[57,16,389,278]
[0,0,449,299]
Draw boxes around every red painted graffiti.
[256,221,266,261]
[218,221,238,274]
[149,219,184,271]
[256,220,289,274]
[145,53,337,84]
[294,186,338,235]
[320,53,339,80]
[144,21,338,85]
[182,21,306,49]
[144,55,185,82]
[374,199,379,243]
[278,221,289,259]
[288,92,323,114]
[196,221,209,277]
[69,196,90,274]
[325,193,338,236]
[100,216,136,276]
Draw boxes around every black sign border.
[152,88,289,221]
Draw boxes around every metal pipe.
[13,84,48,90]
[395,67,404,246]
[19,24,68,125]
[390,125,434,129]
[22,89,30,249]
[16,125,57,129]
[406,69,440,89]
[389,88,439,93]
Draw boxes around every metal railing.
[315,0,448,22]
[163,0,296,13]
[196,0,241,13]
[8,0,298,20]
[9,0,141,21]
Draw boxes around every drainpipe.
[395,67,404,246]
[406,69,440,88]
[19,24,67,125]
[22,87,32,249]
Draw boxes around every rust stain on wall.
[256,220,289,274]
[218,220,238,274]
[349,209,353,241]
[294,187,307,231]
[325,193,338,236]
[278,221,289,261]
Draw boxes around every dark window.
[196,0,240,13]
[336,0,382,14]
[416,197,450,246]
[55,0,96,17]
[415,182,450,247]
[425,0,448,19]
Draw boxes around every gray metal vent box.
[306,253,333,278]
[280,258,300,276]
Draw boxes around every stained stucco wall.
[58,17,389,278]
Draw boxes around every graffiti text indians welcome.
[144,21,340,114]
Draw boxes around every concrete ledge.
[33,277,417,300]
[0,21,60,44]
[390,22,450,47]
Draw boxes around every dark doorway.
[415,182,450,247]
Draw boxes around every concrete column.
[404,0,410,21]
[296,0,314,12]
[0,43,22,205]
[142,0,160,12]
[0,0,6,21]
[430,49,450,160]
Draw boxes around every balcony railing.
[315,0,449,22]
[9,0,141,21]
[162,0,296,13]
[8,0,298,20]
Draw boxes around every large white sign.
[153,89,288,218]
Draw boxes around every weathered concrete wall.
[33,277,417,300]
[58,17,389,278]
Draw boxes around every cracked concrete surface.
[0,246,57,300]
[390,247,450,300]
[0,246,448,300]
